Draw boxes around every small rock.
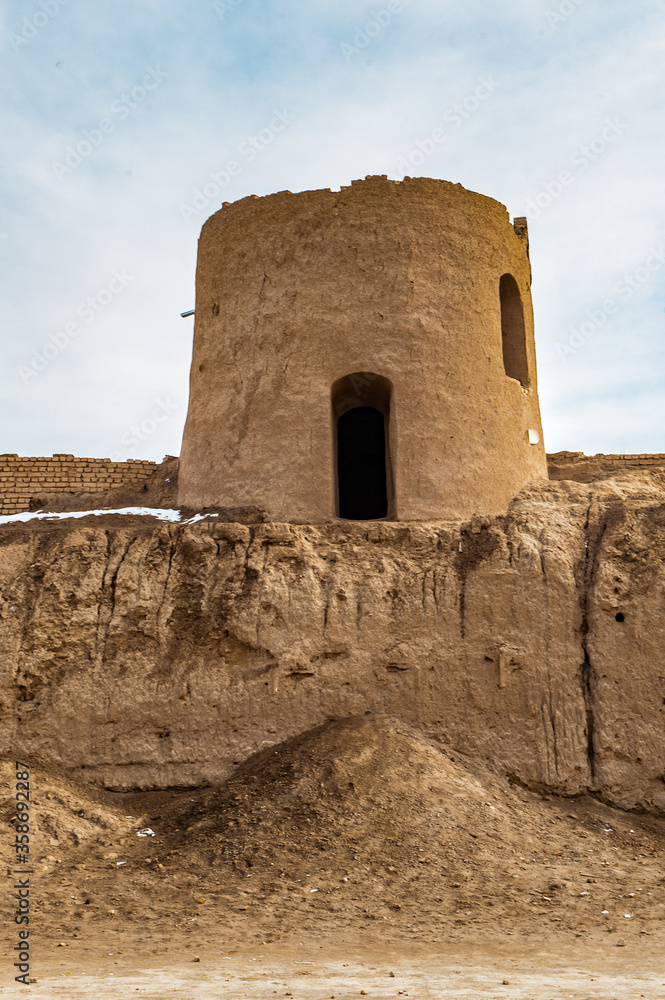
[616,939,626,947]
[502,980,510,985]
[193,956,200,962]
[389,971,395,977]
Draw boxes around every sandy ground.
[5,941,665,998]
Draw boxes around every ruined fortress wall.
[548,451,665,482]
[549,450,665,469]
[0,455,159,515]
[3,473,665,812]
[179,176,547,522]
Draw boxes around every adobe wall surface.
[179,176,547,522]
[0,455,160,515]
[3,469,665,812]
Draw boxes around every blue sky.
[1,0,663,461]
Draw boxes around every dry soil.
[2,716,664,996]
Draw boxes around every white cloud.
[0,0,663,459]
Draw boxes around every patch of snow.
[0,507,220,526]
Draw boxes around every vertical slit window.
[500,273,529,387]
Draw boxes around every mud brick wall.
[549,450,665,468]
[548,451,665,481]
[0,455,159,515]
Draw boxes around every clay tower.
[178,175,547,522]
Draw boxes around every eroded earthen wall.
[2,471,665,812]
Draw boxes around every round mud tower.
[179,175,547,521]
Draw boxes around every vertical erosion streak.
[581,645,594,782]
[580,503,594,781]
[579,501,606,785]
[95,535,133,666]
[156,532,176,630]
[94,531,113,663]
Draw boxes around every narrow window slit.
[500,273,529,387]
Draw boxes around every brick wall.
[0,455,160,515]
[547,451,665,483]
[548,451,665,469]
[547,451,665,469]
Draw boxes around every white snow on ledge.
[0,507,219,526]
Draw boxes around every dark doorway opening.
[337,405,388,519]
[332,372,393,520]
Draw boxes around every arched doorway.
[331,373,393,520]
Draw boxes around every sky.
[1,0,663,462]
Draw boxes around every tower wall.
[179,176,547,521]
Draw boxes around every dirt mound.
[2,717,664,958]
[170,714,524,868]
